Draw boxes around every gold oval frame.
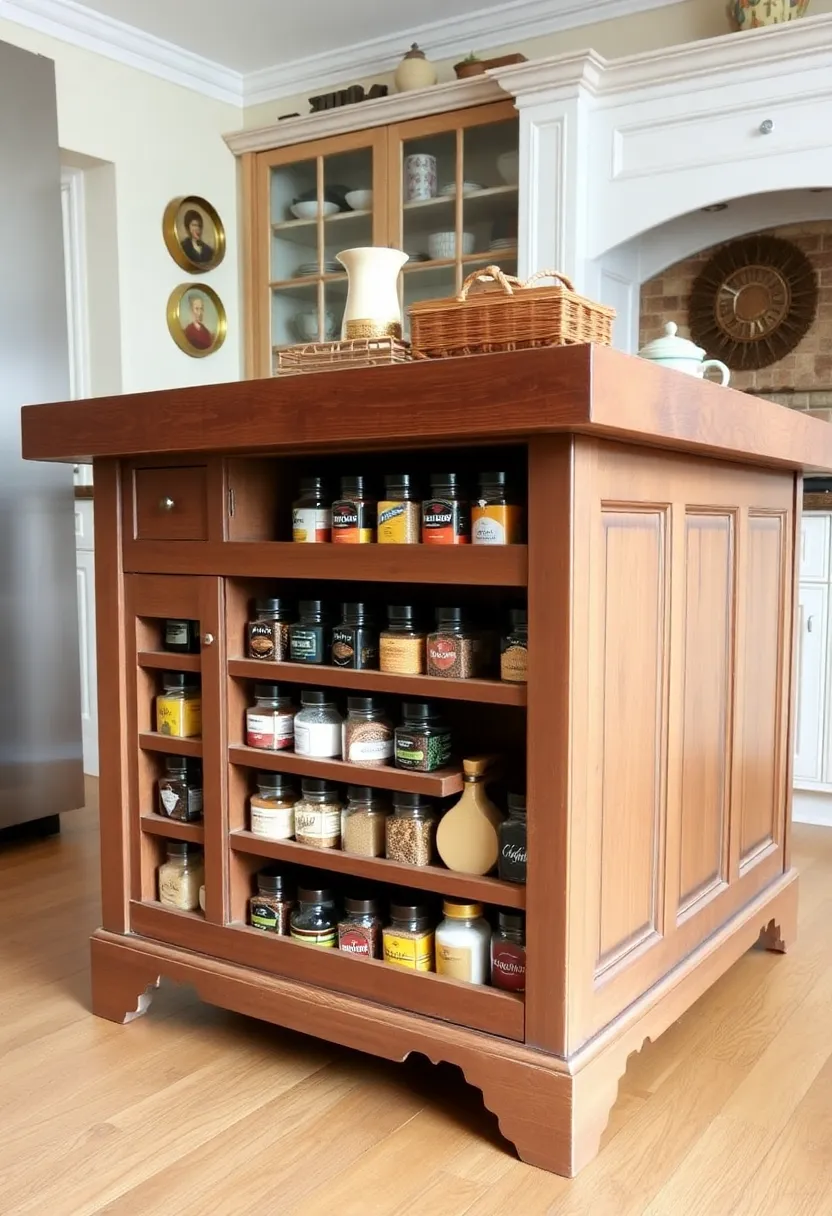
[167,283,227,359]
[163,194,226,274]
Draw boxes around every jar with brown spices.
[500,608,528,683]
[158,755,203,822]
[379,604,426,676]
[426,608,480,679]
[342,696,393,767]
[385,793,438,866]
[249,870,294,935]
[341,786,389,857]
[249,772,298,841]
[248,598,293,662]
[331,603,379,670]
[338,896,383,958]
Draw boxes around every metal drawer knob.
[159,496,175,512]
[202,633,215,646]
[759,118,774,135]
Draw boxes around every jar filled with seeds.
[342,696,394,767]
[338,896,383,958]
[158,841,204,911]
[294,778,342,849]
[383,901,434,971]
[379,604,426,676]
[386,793,438,866]
[294,690,342,758]
[245,683,295,751]
[249,772,298,841]
[500,608,528,683]
[342,786,389,857]
[395,701,452,772]
[247,597,293,662]
[426,607,480,679]
[249,870,295,935]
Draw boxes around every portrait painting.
[167,284,227,358]
[163,195,226,274]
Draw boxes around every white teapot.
[638,321,730,386]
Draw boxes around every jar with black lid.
[248,597,293,662]
[293,777,342,848]
[382,900,434,971]
[491,910,526,991]
[498,791,527,883]
[163,619,200,654]
[342,696,393,767]
[377,473,420,544]
[332,475,376,544]
[158,755,203,822]
[245,683,295,751]
[395,701,452,772]
[292,476,330,544]
[331,603,379,670]
[422,473,470,545]
[249,870,295,935]
[379,604,426,676]
[289,600,331,664]
[472,471,523,546]
[427,607,480,679]
[338,896,383,958]
[290,886,338,947]
[500,608,528,683]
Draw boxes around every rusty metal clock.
[689,234,817,371]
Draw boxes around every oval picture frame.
[163,194,226,274]
[167,283,227,359]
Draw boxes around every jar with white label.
[293,690,342,758]
[342,696,394,767]
[249,772,298,840]
[245,684,295,751]
[435,900,491,985]
[293,778,342,849]
[158,842,204,912]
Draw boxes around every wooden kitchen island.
[21,345,832,1177]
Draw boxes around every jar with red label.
[421,473,470,545]
[245,684,295,750]
[426,607,479,679]
[338,896,383,958]
[332,475,376,544]
[491,910,526,992]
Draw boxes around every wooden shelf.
[403,247,518,275]
[227,658,526,706]
[229,744,463,797]
[140,813,205,844]
[138,651,201,673]
[271,208,371,232]
[139,732,203,758]
[230,830,525,908]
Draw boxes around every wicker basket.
[275,337,411,376]
[408,266,615,359]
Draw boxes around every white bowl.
[294,309,337,341]
[497,151,519,185]
[439,182,481,196]
[428,231,475,259]
[345,189,373,210]
[290,200,339,220]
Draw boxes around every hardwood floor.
[2,786,832,1215]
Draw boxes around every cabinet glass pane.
[323,149,373,261]
[323,277,348,343]
[401,131,456,263]
[271,279,321,351]
[270,156,319,283]
[462,119,519,262]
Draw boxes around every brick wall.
[639,221,832,400]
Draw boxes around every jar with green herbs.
[394,702,452,772]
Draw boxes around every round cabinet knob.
[759,118,774,135]
[159,496,175,512]
[202,633,215,646]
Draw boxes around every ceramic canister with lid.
[637,322,730,385]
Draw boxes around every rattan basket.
[275,337,411,376]
[408,266,615,359]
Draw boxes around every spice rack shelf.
[227,658,527,706]
[230,830,526,908]
[228,744,464,797]
[139,732,203,758]
[138,651,201,673]
[140,813,205,844]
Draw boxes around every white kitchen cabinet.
[794,582,827,784]
[74,499,98,776]
[800,515,830,582]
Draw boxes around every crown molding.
[0,0,243,105]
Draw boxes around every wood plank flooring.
[2,785,832,1215]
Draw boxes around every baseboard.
[793,789,832,827]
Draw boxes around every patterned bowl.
[427,231,475,259]
[727,0,810,29]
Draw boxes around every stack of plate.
[489,237,515,252]
[294,260,342,277]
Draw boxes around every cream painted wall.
[0,18,242,394]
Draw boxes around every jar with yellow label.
[382,901,434,971]
[435,900,491,984]
[156,672,201,738]
[472,472,523,545]
[377,474,420,544]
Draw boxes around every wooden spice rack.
[21,345,823,1177]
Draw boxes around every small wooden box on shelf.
[21,344,831,1177]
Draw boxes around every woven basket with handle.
[408,266,615,359]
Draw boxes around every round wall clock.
[688,234,817,371]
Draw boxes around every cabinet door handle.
[807,615,814,633]
[159,496,175,512]
[202,633,215,646]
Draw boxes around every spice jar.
[289,600,331,665]
[245,683,295,751]
[158,755,203,822]
[249,772,298,841]
[294,690,342,758]
[332,475,376,544]
[377,473,420,544]
[294,778,342,848]
[498,791,527,884]
[248,597,293,662]
[385,793,438,866]
[332,603,379,670]
[342,696,393,767]
[156,672,202,738]
[395,701,452,772]
[422,473,470,545]
[290,886,338,947]
[472,472,523,545]
[249,870,295,935]
[491,910,526,992]
[158,841,204,911]
[435,900,491,984]
[427,608,480,679]
[338,896,383,958]
[500,608,528,684]
[292,476,330,543]
[342,786,389,856]
[163,618,200,654]
[383,901,434,971]
[379,605,426,676]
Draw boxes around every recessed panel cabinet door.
[794,582,827,784]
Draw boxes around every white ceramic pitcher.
[336,247,409,341]
[638,321,731,386]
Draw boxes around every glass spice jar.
[342,786,389,857]
[157,755,203,822]
[435,900,491,985]
[294,778,342,848]
[472,471,523,546]
[294,690,342,758]
[383,901,435,971]
[491,910,526,992]
[331,603,379,670]
[338,896,383,958]
[422,473,470,545]
[395,701,452,772]
[377,473,420,544]
[342,696,393,767]
[379,604,426,676]
[156,672,202,738]
[426,608,479,679]
[292,476,331,543]
[248,597,293,662]
[290,887,338,947]
[500,608,528,684]
[163,618,200,654]
[289,600,332,665]
[249,870,295,935]
[385,793,438,866]
[158,841,204,911]
[245,683,295,751]
[332,475,376,544]
[249,772,298,841]
[498,791,527,884]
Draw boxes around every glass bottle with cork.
[249,772,298,841]
[158,755,203,822]
[292,476,330,543]
[249,870,295,935]
[491,910,526,991]
[245,683,295,751]
[248,597,293,662]
[472,471,523,545]
[156,672,202,738]
[435,900,491,984]
[394,701,452,772]
[332,475,376,544]
[289,600,332,664]
[338,896,383,958]
[331,603,379,670]
[379,604,426,676]
[498,790,527,883]
[377,473,420,544]
[421,473,470,545]
[382,900,435,971]
[290,887,338,947]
